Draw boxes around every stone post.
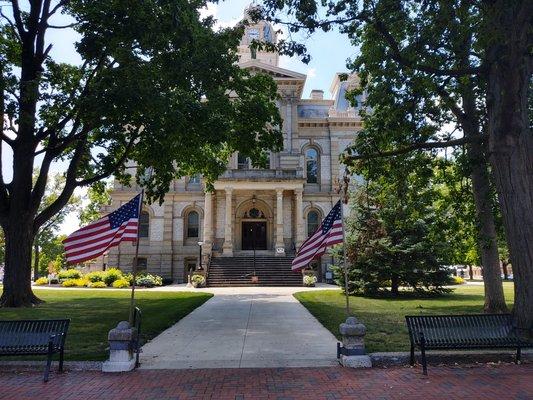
[275,188,285,256]
[102,321,137,372]
[294,188,304,249]
[338,317,372,368]
[222,187,233,256]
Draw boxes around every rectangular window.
[189,174,200,184]
[135,257,147,272]
[237,153,249,170]
[139,211,149,238]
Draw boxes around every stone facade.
[103,9,363,283]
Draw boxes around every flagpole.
[340,181,351,316]
[129,188,144,325]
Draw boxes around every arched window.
[139,210,150,238]
[307,210,320,237]
[305,148,319,184]
[186,211,199,238]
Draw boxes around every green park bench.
[405,314,530,375]
[0,319,70,382]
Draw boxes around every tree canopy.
[0,0,283,306]
[259,0,531,336]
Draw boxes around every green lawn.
[294,283,514,353]
[0,289,213,360]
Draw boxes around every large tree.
[0,0,282,306]
[259,0,531,335]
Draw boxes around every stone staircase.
[206,255,302,287]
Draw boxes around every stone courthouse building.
[103,9,363,284]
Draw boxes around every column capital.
[294,188,303,196]
[224,186,233,195]
[276,188,284,197]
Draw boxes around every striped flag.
[64,194,141,264]
[292,201,344,271]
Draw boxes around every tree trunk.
[33,243,40,281]
[0,223,42,307]
[468,265,473,280]
[467,153,507,312]
[486,0,533,337]
[459,70,507,313]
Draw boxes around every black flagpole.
[129,189,144,325]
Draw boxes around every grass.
[0,289,213,360]
[294,282,515,353]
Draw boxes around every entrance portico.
[205,180,305,258]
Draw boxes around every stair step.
[207,255,304,287]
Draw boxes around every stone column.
[222,187,233,256]
[294,188,304,249]
[286,100,292,152]
[202,191,214,265]
[275,188,285,256]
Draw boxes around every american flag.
[64,194,141,264]
[292,201,344,271]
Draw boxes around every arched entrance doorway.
[242,209,267,250]
[235,198,273,251]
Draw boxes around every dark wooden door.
[242,221,267,250]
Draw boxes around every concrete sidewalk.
[139,287,339,369]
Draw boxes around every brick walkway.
[1,364,531,400]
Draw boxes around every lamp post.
[197,241,203,270]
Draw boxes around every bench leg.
[420,334,427,375]
[59,348,65,372]
[44,343,53,382]
[410,345,415,366]
[516,347,521,364]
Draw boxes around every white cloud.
[307,68,317,78]
[200,3,241,30]
[199,3,218,20]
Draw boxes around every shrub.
[122,273,134,285]
[112,279,130,288]
[58,268,82,280]
[86,271,106,283]
[88,281,107,288]
[103,268,123,286]
[62,279,78,287]
[75,278,89,287]
[34,277,49,285]
[136,274,163,288]
[191,274,205,287]
[303,275,317,286]
[451,276,466,285]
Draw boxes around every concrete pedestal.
[338,316,372,368]
[102,321,137,373]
